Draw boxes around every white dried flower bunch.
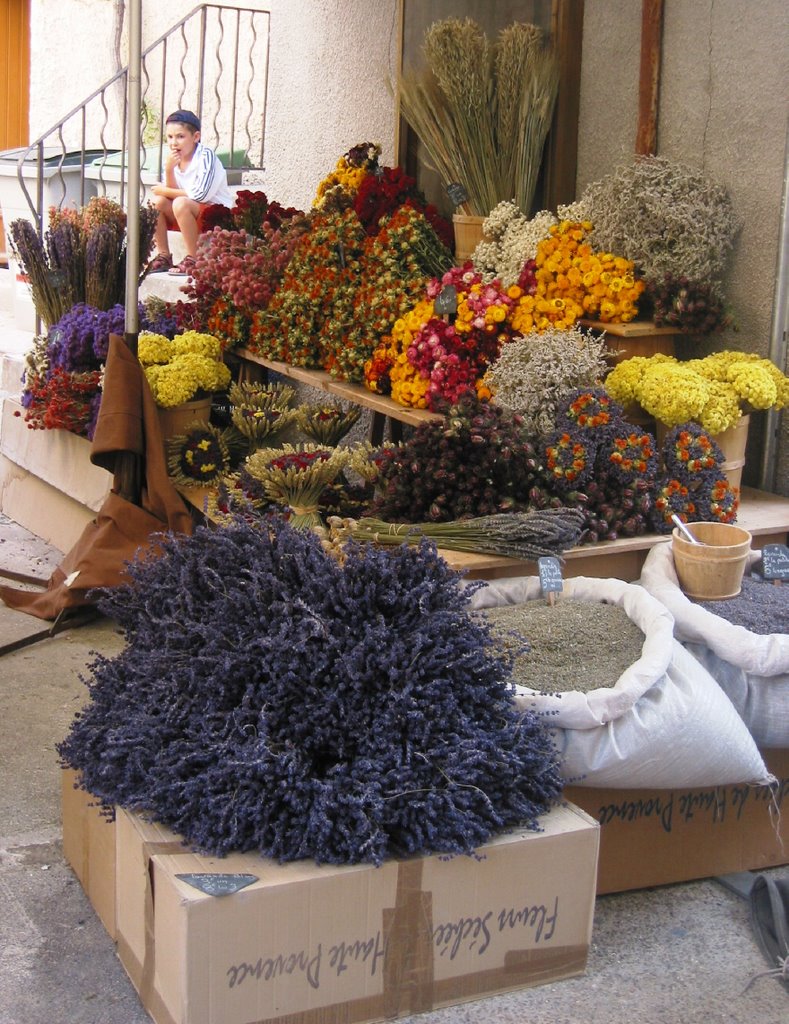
[485,325,610,438]
[569,155,739,285]
[472,201,557,285]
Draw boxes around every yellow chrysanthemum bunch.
[138,331,231,409]
[605,350,789,433]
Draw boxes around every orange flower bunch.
[511,221,644,331]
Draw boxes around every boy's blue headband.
[166,110,200,132]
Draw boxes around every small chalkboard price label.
[176,873,259,897]
[445,181,469,207]
[761,543,789,581]
[335,242,346,269]
[434,285,458,317]
[537,556,563,599]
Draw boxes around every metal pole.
[124,0,142,348]
[759,115,789,492]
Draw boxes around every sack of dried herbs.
[641,543,789,747]
[58,518,564,865]
[469,575,771,789]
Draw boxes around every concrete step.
[0,395,111,552]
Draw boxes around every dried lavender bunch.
[58,519,563,864]
[371,395,542,522]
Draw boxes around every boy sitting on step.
[146,109,234,276]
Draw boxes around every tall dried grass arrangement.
[396,18,559,217]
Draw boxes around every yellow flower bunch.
[313,143,382,209]
[139,330,231,408]
[172,330,223,361]
[137,332,173,366]
[388,299,436,409]
[605,350,789,432]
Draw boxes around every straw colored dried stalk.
[396,18,559,217]
[327,507,585,562]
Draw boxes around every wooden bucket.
[157,397,213,440]
[671,521,752,600]
[713,414,750,496]
[452,214,486,263]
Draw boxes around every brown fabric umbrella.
[0,335,195,620]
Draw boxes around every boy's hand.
[165,152,180,172]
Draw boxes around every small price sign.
[176,873,259,897]
[434,285,458,317]
[761,543,789,582]
[335,242,346,268]
[445,181,469,207]
[537,557,563,604]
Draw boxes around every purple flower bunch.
[58,518,563,865]
[46,303,126,372]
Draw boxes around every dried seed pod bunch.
[59,519,563,865]
[370,394,542,522]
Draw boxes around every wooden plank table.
[234,348,442,442]
[179,485,789,584]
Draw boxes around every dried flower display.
[484,323,610,437]
[564,156,739,332]
[166,423,232,488]
[138,330,231,408]
[605,351,789,433]
[328,506,585,562]
[183,192,310,350]
[9,197,156,326]
[244,443,351,529]
[20,301,167,437]
[58,519,564,865]
[396,19,559,216]
[472,202,557,286]
[295,402,361,446]
[369,395,541,522]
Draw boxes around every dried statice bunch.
[568,155,739,286]
[58,519,564,865]
[472,202,557,285]
[485,324,611,438]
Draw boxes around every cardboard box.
[60,768,117,938]
[566,747,789,895]
[115,803,599,1024]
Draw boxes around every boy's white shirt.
[174,141,234,207]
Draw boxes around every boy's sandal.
[168,255,196,276]
[145,253,173,274]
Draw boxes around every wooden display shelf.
[178,486,789,584]
[235,348,442,441]
[580,319,683,364]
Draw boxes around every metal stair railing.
[15,3,270,235]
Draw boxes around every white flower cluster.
[486,325,610,439]
[471,201,557,285]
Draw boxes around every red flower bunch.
[24,367,102,437]
[268,449,330,473]
[353,166,453,249]
[603,431,658,485]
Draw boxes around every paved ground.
[0,511,787,1024]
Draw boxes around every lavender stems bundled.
[59,518,564,865]
[9,201,157,327]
